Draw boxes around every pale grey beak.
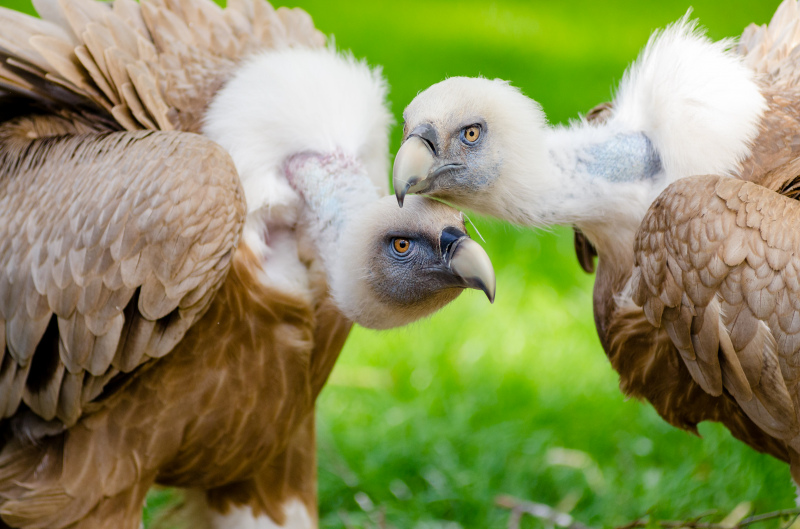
[448,237,496,303]
[393,135,435,207]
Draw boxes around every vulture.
[0,0,497,528]
[394,1,800,484]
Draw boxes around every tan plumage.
[0,1,496,527]
[580,91,800,446]
[633,175,800,432]
[587,6,800,478]
[0,246,320,528]
[576,95,800,459]
[0,0,324,132]
[625,4,800,478]
[629,172,800,479]
[395,0,800,486]
[0,126,245,425]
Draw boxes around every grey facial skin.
[393,119,496,207]
[370,224,496,306]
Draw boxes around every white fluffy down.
[203,46,393,218]
[210,499,313,529]
[398,14,768,261]
[612,15,766,180]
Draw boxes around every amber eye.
[462,125,481,144]
[392,238,411,254]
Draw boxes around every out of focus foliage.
[0,0,791,527]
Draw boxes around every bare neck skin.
[503,126,665,269]
[283,151,377,270]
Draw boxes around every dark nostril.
[419,136,435,155]
[439,226,467,259]
[409,123,438,156]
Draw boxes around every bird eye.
[392,238,412,255]
[461,125,481,145]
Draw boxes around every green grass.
[0,0,794,527]
[293,1,795,527]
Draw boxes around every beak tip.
[393,135,435,207]
[474,280,496,304]
[393,179,413,208]
[483,283,496,304]
[448,238,496,305]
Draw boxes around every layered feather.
[0,0,325,133]
[632,175,800,443]
[739,0,800,88]
[0,0,333,429]
[0,127,245,425]
[0,2,366,527]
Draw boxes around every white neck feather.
[202,46,393,299]
[495,16,766,260]
[492,125,660,257]
[203,46,392,222]
[283,151,378,266]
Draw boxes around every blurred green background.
[1,0,793,527]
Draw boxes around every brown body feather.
[0,0,351,526]
[586,6,800,479]
[0,246,346,527]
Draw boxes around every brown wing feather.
[738,0,800,90]
[584,101,613,125]
[738,87,800,185]
[0,0,325,133]
[632,174,800,442]
[734,1,800,184]
[573,228,597,274]
[606,302,790,462]
[0,121,245,426]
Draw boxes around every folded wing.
[0,127,245,426]
[632,174,800,442]
[0,0,325,132]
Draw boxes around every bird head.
[331,195,495,329]
[206,47,495,330]
[284,153,495,330]
[393,76,549,219]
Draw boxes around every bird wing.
[632,173,800,442]
[573,228,597,274]
[0,0,325,132]
[584,101,614,125]
[738,0,800,89]
[0,127,245,426]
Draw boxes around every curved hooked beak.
[393,125,437,207]
[445,235,496,303]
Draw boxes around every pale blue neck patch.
[284,151,377,263]
[578,133,661,183]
